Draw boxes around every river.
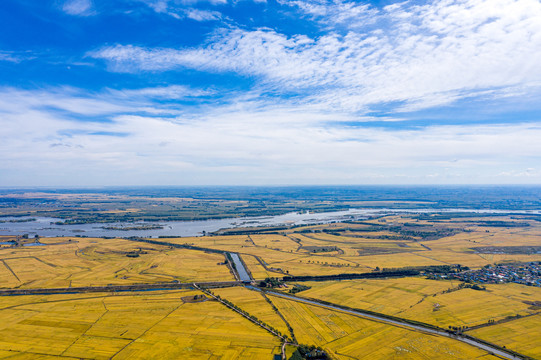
[0,208,539,238]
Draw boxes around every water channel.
[229,253,252,282]
[1,208,539,238]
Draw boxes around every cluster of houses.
[450,262,541,287]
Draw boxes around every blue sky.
[1,0,541,186]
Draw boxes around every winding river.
[1,208,539,238]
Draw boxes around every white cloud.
[62,0,94,16]
[136,0,224,21]
[499,168,541,177]
[180,0,227,4]
[279,0,379,29]
[184,8,222,21]
[0,51,35,63]
[0,51,21,63]
[1,85,541,186]
[91,0,541,113]
[107,84,215,99]
[143,0,169,13]
[0,85,213,121]
[4,0,541,186]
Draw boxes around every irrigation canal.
[0,281,243,296]
[0,281,528,360]
[229,252,252,282]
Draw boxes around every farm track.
[0,279,534,360]
[0,280,243,296]
[1,259,20,282]
[266,290,531,360]
[194,284,290,359]
[464,311,541,332]
[260,291,298,343]
[250,253,287,275]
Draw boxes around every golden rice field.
[240,254,276,279]
[296,277,457,315]
[0,283,535,360]
[1,213,540,359]
[0,290,281,359]
[470,314,541,359]
[268,294,500,360]
[0,237,234,289]
[290,278,541,329]
[401,283,541,328]
[213,286,290,336]
[161,214,541,277]
[249,234,300,253]
[163,235,374,277]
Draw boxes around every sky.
[1,0,541,186]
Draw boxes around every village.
[448,262,541,287]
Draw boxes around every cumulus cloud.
[62,0,94,16]
[91,0,541,113]
[4,0,541,186]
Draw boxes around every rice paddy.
[0,290,281,359]
[1,213,540,359]
[0,237,234,289]
[268,294,501,360]
[470,314,541,359]
[291,278,541,328]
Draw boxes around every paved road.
[266,291,527,360]
[0,281,529,360]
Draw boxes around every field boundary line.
[266,290,532,360]
[1,259,20,282]
[59,298,110,357]
[111,301,186,359]
[465,312,540,332]
[0,280,242,296]
[195,284,290,359]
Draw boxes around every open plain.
[1,206,540,359]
